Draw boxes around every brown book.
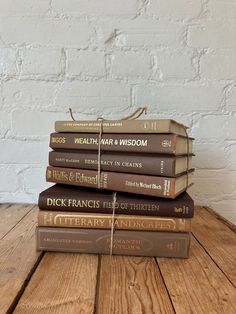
[55,119,188,136]
[50,133,193,155]
[46,166,193,198]
[38,210,191,232]
[49,150,193,177]
[36,227,191,258]
[38,185,194,218]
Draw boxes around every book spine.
[55,120,171,134]
[36,227,190,258]
[46,166,177,198]
[38,211,191,232]
[38,189,194,218]
[49,151,176,177]
[50,133,177,154]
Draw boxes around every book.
[38,210,191,232]
[49,150,193,177]
[50,133,193,155]
[55,119,188,136]
[38,185,194,218]
[46,167,193,198]
[36,227,191,258]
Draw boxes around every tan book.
[38,210,191,232]
[55,119,188,136]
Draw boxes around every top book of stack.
[55,119,188,136]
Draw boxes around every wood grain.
[98,255,174,314]
[157,236,236,314]
[0,204,34,239]
[0,206,41,314]
[14,253,98,314]
[192,206,236,286]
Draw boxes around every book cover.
[55,119,188,136]
[38,185,194,218]
[36,227,191,258]
[46,166,193,198]
[38,210,191,232]
[49,150,193,177]
[50,133,193,155]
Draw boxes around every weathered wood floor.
[0,204,235,314]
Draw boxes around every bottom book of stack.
[37,185,194,258]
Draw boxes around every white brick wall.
[0,0,236,223]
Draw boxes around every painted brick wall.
[0,0,236,223]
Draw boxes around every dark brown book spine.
[49,151,176,176]
[36,227,190,258]
[50,133,179,154]
[38,186,194,218]
[38,210,191,232]
[46,166,182,198]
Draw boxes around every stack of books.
[37,118,194,258]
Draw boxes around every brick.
[0,47,17,75]
[11,110,66,136]
[209,0,236,19]
[157,50,195,79]
[188,21,236,48]
[227,144,236,170]
[193,142,228,169]
[137,84,223,112]
[23,167,49,194]
[147,0,202,19]
[0,166,19,192]
[67,50,105,76]
[2,80,58,108]
[209,200,236,225]
[97,19,183,48]
[192,115,236,140]
[20,47,63,76]
[111,52,151,78]
[0,111,11,138]
[191,170,236,198]
[0,191,37,203]
[0,140,48,164]
[0,17,92,47]
[0,0,50,16]
[52,0,137,16]
[201,51,236,80]
[226,86,236,111]
[55,81,130,115]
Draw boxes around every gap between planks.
[0,205,43,314]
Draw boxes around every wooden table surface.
[0,204,235,314]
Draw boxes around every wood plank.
[98,255,174,314]
[0,204,34,239]
[192,206,236,286]
[157,236,236,314]
[0,206,42,314]
[14,253,98,314]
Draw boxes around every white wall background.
[0,0,236,223]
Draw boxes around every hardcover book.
[55,119,188,136]
[50,133,193,155]
[46,167,194,198]
[49,150,193,177]
[36,227,191,258]
[38,185,194,218]
[38,210,191,232]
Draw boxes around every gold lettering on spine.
[163,179,170,196]
[51,137,66,144]
[43,214,183,231]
